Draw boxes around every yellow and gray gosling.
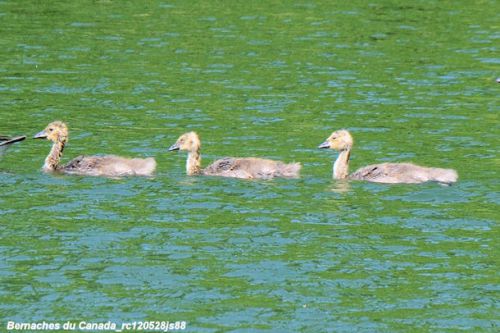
[319,129,458,184]
[34,121,156,177]
[169,131,301,179]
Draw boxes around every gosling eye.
[49,128,54,132]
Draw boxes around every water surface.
[1,1,499,332]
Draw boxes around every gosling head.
[34,121,69,143]
[168,131,201,153]
[318,129,353,151]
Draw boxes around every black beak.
[318,141,330,149]
[33,130,47,139]
[0,136,25,146]
[168,142,180,151]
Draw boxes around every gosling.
[319,129,458,184]
[34,121,156,177]
[169,131,301,179]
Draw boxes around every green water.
[1,1,499,332]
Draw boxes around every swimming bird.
[34,121,156,177]
[168,131,301,179]
[0,135,26,159]
[319,129,458,184]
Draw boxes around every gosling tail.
[430,168,458,185]
[132,157,157,176]
[277,162,302,178]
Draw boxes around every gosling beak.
[33,130,47,139]
[168,142,180,151]
[4,136,26,144]
[318,141,331,149]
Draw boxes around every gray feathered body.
[350,162,458,184]
[61,155,157,177]
[203,157,301,179]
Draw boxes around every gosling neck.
[44,139,66,172]
[186,148,202,176]
[333,149,350,179]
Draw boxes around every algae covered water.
[0,1,498,332]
